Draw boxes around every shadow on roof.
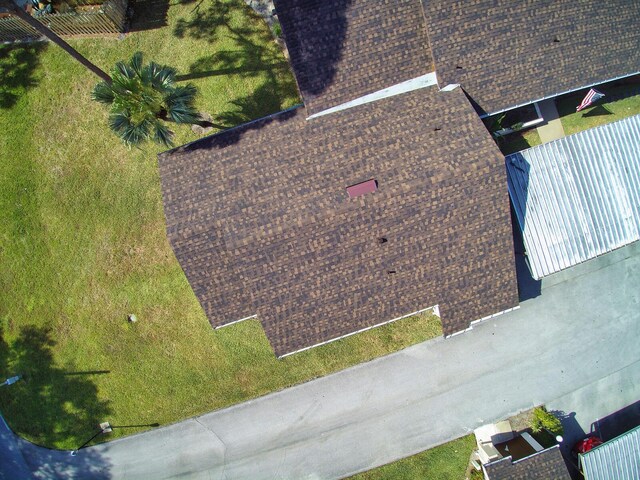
[171,105,300,154]
[275,0,352,99]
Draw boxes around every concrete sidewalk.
[10,241,640,480]
[536,98,566,142]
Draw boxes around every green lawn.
[0,0,443,449]
[497,128,541,156]
[557,84,640,135]
[346,435,476,480]
[494,82,640,156]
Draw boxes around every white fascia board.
[307,72,438,120]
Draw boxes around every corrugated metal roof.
[580,425,640,480]
[505,114,640,279]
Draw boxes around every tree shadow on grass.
[0,42,46,109]
[128,0,170,32]
[215,81,287,126]
[172,0,299,141]
[0,324,111,450]
[173,0,259,45]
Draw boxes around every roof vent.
[434,126,441,132]
[347,179,377,198]
[387,270,396,275]
[455,65,463,70]
[377,237,388,244]
[553,36,560,43]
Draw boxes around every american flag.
[576,88,605,112]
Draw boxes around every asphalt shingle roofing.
[275,0,434,115]
[159,0,640,356]
[484,445,570,480]
[423,0,640,114]
[276,0,640,117]
[159,87,518,356]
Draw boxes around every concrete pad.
[536,98,566,142]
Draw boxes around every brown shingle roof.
[423,0,640,114]
[159,87,518,356]
[275,0,434,115]
[484,446,571,480]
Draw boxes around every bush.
[531,406,563,436]
[272,21,282,38]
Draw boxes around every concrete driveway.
[9,241,640,479]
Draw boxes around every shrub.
[531,406,563,436]
[272,21,282,38]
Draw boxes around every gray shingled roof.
[423,0,640,114]
[274,0,640,116]
[484,445,571,480]
[275,0,434,116]
[159,86,518,356]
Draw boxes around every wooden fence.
[0,0,127,41]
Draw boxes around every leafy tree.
[92,52,200,147]
[531,406,563,436]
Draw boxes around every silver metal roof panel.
[580,425,640,480]
[506,114,640,279]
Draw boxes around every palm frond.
[165,84,198,123]
[145,62,177,91]
[165,84,197,105]
[91,81,115,105]
[108,112,151,146]
[114,60,135,80]
[166,104,200,124]
[151,120,175,147]
[130,51,144,78]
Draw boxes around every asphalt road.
[12,241,640,479]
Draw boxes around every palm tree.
[92,52,200,147]
[0,0,111,83]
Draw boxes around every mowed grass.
[557,83,640,135]
[498,128,541,155]
[0,0,443,449]
[346,435,475,480]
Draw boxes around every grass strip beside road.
[346,435,476,480]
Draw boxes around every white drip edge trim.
[278,305,439,359]
[445,306,521,338]
[215,314,258,329]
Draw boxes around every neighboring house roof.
[158,86,518,356]
[422,0,640,115]
[484,445,570,480]
[275,0,434,116]
[505,113,640,279]
[579,425,640,480]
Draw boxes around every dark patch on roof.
[275,0,434,115]
[159,87,518,356]
[484,445,571,480]
[423,0,640,114]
